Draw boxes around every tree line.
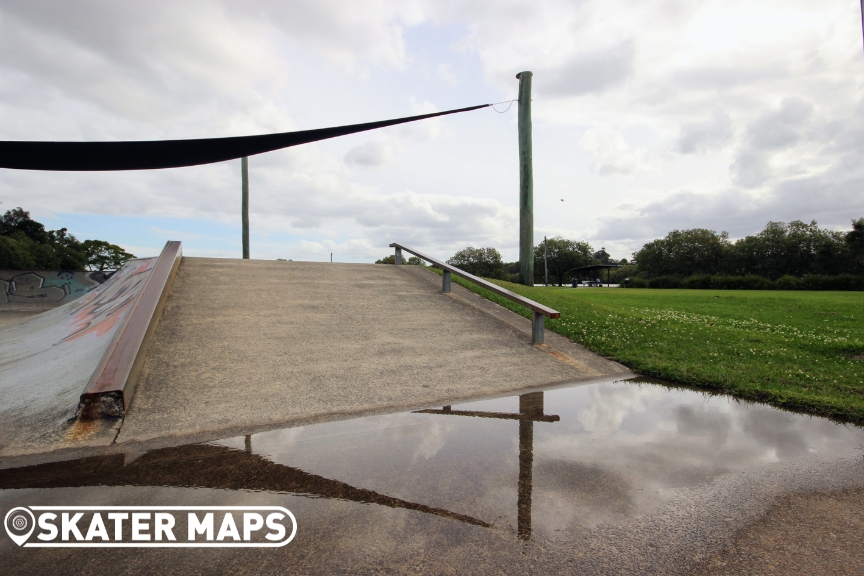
[632,219,864,279]
[444,241,617,285]
[0,207,136,271]
[376,241,619,285]
[377,217,864,289]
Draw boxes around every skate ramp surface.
[116,258,629,447]
[0,258,155,451]
[0,256,630,460]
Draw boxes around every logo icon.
[4,507,35,546]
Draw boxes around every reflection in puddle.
[2,377,863,544]
[415,391,555,539]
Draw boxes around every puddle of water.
[211,377,864,539]
[2,377,862,549]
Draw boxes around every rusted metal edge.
[389,242,560,318]
[79,241,182,419]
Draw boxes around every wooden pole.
[517,71,534,286]
[517,392,543,540]
[242,156,249,259]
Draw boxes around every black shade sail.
[0,103,490,171]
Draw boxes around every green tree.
[609,262,638,284]
[447,247,506,279]
[375,255,424,265]
[593,247,612,264]
[846,217,864,271]
[0,207,49,243]
[0,207,88,269]
[82,240,136,272]
[0,207,134,271]
[730,220,846,278]
[0,235,37,269]
[634,229,731,277]
[48,227,88,270]
[533,237,596,285]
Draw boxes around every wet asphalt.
[2,379,863,575]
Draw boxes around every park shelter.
[566,264,620,287]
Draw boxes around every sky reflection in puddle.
[2,377,863,544]
[211,377,864,539]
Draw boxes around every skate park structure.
[0,240,629,464]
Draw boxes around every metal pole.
[442,270,451,293]
[517,71,534,286]
[543,236,548,287]
[241,156,249,259]
[331,253,333,263]
[532,311,544,345]
[394,246,402,265]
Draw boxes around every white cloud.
[675,110,734,154]
[578,126,651,175]
[578,385,647,435]
[436,63,458,85]
[344,140,396,167]
[1,0,863,264]
[344,98,442,167]
[148,227,212,241]
[730,97,818,188]
[543,40,636,97]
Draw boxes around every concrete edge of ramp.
[79,241,182,419]
[0,373,638,470]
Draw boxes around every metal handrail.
[389,243,559,344]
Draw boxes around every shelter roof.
[566,264,620,274]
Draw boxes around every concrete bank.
[116,258,630,448]
[0,257,630,461]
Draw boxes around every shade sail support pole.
[242,156,249,259]
[517,71,534,286]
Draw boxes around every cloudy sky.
[1,0,863,262]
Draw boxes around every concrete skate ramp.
[116,258,629,447]
[0,254,630,460]
[0,257,156,451]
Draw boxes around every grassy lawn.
[443,272,864,422]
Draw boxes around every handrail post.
[395,246,402,265]
[442,270,451,293]
[532,311,544,344]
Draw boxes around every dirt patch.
[851,353,864,361]
[538,344,594,373]
[692,489,864,575]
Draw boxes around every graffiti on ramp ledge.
[57,259,155,344]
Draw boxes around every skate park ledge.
[78,240,182,419]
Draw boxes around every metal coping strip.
[388,243,560,319]
[79,241,182,418]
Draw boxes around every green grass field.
[446,273,864,422]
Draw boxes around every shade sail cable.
[0,103,492,171]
